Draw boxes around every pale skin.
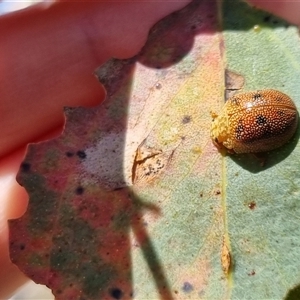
[0,1,299,298]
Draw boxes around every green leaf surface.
[9,0,300,299]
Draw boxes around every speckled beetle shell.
[211,89,298,153]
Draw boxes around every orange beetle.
[211,89,298,153]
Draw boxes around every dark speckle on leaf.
[20,162,31,172]
[155,83,162,89]
[75,186,84,195]
[182,115,191,124]
[77,151,87,159]
[20,244,25,250]
[66,151,74,157]
[263,15,271,22]
[248,201,256,210]
[182,282,193,293]
[109,288,123,299]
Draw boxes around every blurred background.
[0,0,39,15]
[1,1,54,299]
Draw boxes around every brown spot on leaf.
[248,201,256,210]
[182,115,191,124]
